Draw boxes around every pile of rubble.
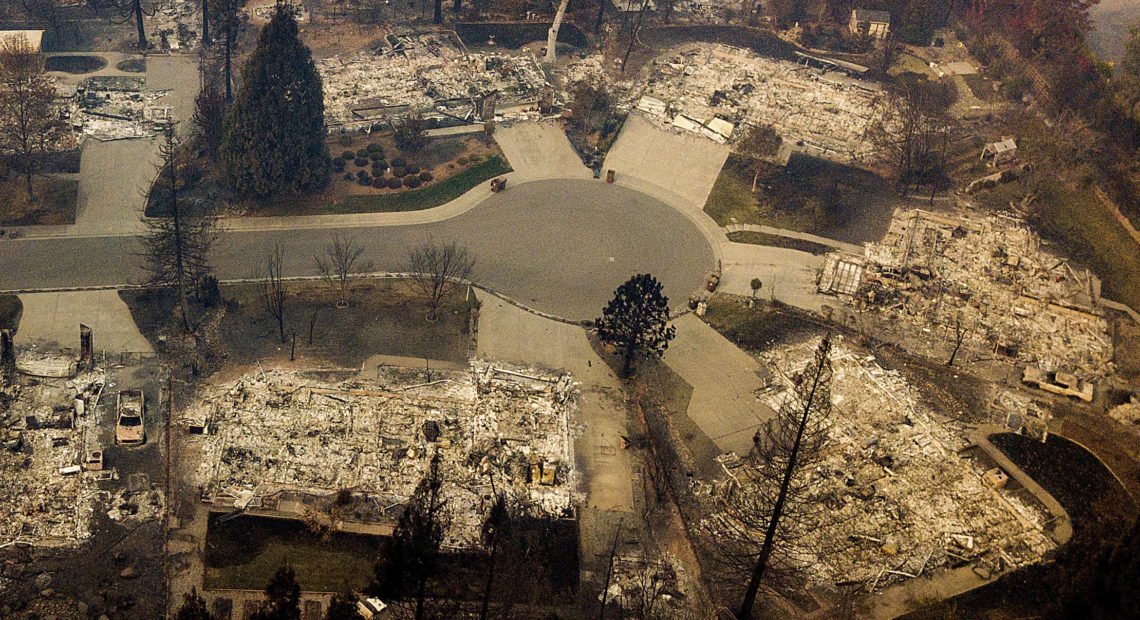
[634,43,883,156]
[189,363,578,548]
[0,364,105,546]
[317,32,548,128]
[67,77,170,142]
[699,335,1058,591]
[820,208,1114,379]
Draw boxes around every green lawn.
[726,231,834,254]
[259,155,512,217]
[205,514,380,592]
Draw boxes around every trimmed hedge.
[391,166,407,178]
[387,177,403,189]
[403,176,421,188]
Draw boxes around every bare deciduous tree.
[314,235,374,308]
[138,128,217,333]
[0,33,56,199]
[261,242,288,344]
[948,311,969,366]
[405,237,474,322]
[737,123,782,192]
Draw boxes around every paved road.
[0,179,714,322]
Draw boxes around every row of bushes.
[345,169,434,189]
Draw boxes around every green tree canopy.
[220,4,329,199]
[596,273,676,377]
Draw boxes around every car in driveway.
[115,389,146,446]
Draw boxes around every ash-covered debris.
[190,361,580,548]
[0,362,106,547]
[820,208,1113,380]
[317,32,549,129]
[698,335,1058,592]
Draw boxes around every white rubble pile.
[193,362,579,548]
[823,208,1114,379]
[700,336,1057,591]
[70,78,170,142]
[317,33,548,127]
[637,43,884,156]
[0,368,105,546]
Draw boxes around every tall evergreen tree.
[220,4,329,199]
[595,273,676,377]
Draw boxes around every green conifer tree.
[220,4,329,199]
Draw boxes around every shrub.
[358,175,371,186]
[406,163,420,174]
[344,172,354,181]
[372,177,385,188]
[468,154,481,162]
[457,157,468,165]
[339,134,353,146]
[354,157,368,167]
[356,169,368,179]
[419,171,433,182]
[356,148,369,159]
[391,166,407,178]
[367,143,383,154]
[391,157,407,168]
[369,151,383,161]
[332,157,344,167]
[403,176,421,188]
[387,177,402,189]
[342,150,355,160]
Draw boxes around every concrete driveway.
[493,121,592,180]
[720,242,831,312]
[0,179,715,322]
[603,113,730,209]
[662,313,775,456]
[15,290,153,354]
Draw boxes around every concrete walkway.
[662,314,776,456]
[16,290,153,354]
[493,121,593,180]
[603,113,730,209]
[720,242,832,312]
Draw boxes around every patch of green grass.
[0,295,22,331]
[261,156,512,217]
[1031,183,1140,311]
[205,515,380,592]
[704,159,769,227]
[726,231,834,255]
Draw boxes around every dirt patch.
[873,344,993,424]
[0,176,78,226]
[115,57,146,73]
[45,54,106,73]
[1112,313,1140,381]
[120,279,474,384]
[699,295,821,353]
